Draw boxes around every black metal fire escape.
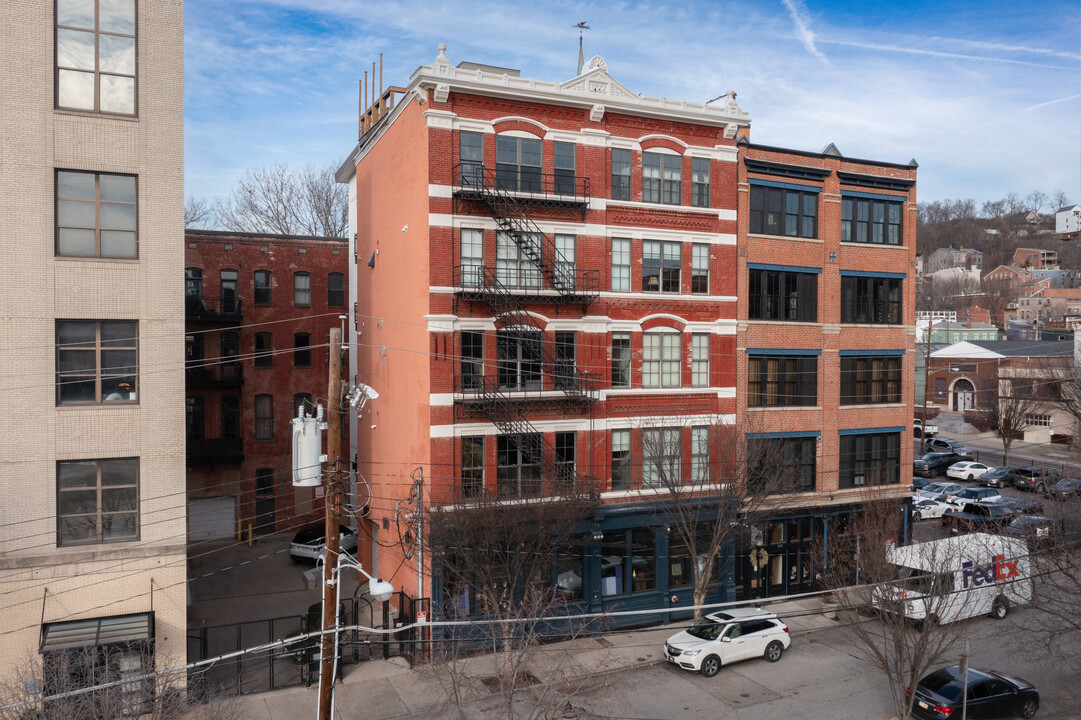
[451,164,600,495]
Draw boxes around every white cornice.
[411,52,751,130]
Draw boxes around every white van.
[875,533,1032,624]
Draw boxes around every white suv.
[663,607,790,677]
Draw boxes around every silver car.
[663,607,790,677]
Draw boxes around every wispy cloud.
[781,0,827,62]
[1024,93,1081,113]
[824,37,1075,70]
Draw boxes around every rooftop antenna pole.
[574,21,590,75]
[379,53,384,95]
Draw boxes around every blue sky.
[185,0,1081,209]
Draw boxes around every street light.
[318,549,393,720]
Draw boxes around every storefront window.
[556,548,585,602]
[631,529,656,593]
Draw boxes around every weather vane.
[575,21,590,75]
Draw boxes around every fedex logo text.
[962,554,1019,589]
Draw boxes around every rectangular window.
[840,276,902,324]
[221,331,240,379]
[460,131,484,186]
[254,332,273,367]
[555,431,576,489]
[642,428,680,488]
[496,434,541,498]
[57,458,138,546]
[293,332,311,367]
[221,394,240,439]
[461,436,484,498]
[611,429,631,490]
[496,231,542,288]
[642,152,661,203]
[56,320,137,405]
[840,356,902,404]
[747,355,817,407]
[643,240,681,293]
[294,272,311,306]
[611,149,631,201]
[496,136,541,192]
[691,157,710,207]
[555,331,576,391]
[554,142,576,195]
[748,437,816,493]
[460,331,484,390]
[56,171,137,258]
[220,269,238,312]
[497,330,542,391]
[554,234,576,289]
[186,396,203,440]
[56,0,137,115]
[839,432,901,488]
[254,270,272,305]
[691,426,710,484]
[611,333,631,388]
[662,154,682,205]
[185,268,203,298]
[643,333,681,388]
[691,244,709,294]
[292,392,312,417]
[254,394,273,441]
[691,334,710,387]
[747,268,818,322]
[460,228,484,287]
[611,238,631,291]
[749,185,818,238]
[327,273,345,306]
[841,196,903,245]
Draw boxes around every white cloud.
[781,0,827,62]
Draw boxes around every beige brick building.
[0,0,186,700]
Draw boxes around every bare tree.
[1027,190,1049,215]
[986,368,1051,465]
[215,162,348,238]
[427,488,601,720]
[815,498,971,720]
[981,277,1018,327]
[1051,190,1070,210]
[184,195,215,229]
[634,420,791,616]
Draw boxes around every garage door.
[188,497,236,541]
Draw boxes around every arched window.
[254,332,273,366]
[293,332,311,367]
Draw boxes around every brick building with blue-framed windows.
[734,141,917,599]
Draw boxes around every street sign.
[416,611,427,624]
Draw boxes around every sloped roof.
[966,340,1072,357]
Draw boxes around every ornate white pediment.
[560,59,637,101]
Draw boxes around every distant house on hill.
[1014,246,1059,270]
[1057,204,1081,241]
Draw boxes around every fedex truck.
[875,533,1032,624]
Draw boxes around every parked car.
[912,477,932,493]
[941,502,1017,534]
[975,466,1023,489]
[1011,467,1058,492]
[924,438,975,459]
[1004,515,1057,548]
[914,453,962,478]
[290,524,359,562]
[917,481,964,501]
[999,497,1045,516]
[914,418,939,438]
[1043,477,1081,500]
[663,607,790,677]
[946,461,991,481]
[911,497,954,522]
[910,665,1038,720]
[952,486,1003,504]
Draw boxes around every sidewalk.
[931,412,1081,469]
[226,595,835,720]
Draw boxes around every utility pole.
[317,326,344,720]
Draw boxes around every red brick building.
[184,230,348,539]
[735,142,917,597]
[339,48,748,614]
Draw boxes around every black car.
[912,477,932,492]
[1044,477,1081,500]
[911,665,1038,719]
[1011,467,1058,492]
[914,452,961,478]
[999,496,1045,516]
[1004,515,1057,547]
[975,466,1023,489]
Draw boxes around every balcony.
[452,164,591,214]
[186,296,243,323]
[187,437,244,465]
[453,265,600,305]
[186,363,243,388]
